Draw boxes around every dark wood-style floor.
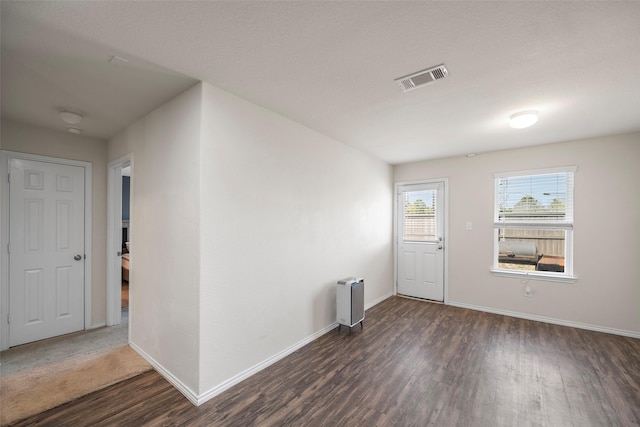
[11,297,640,426]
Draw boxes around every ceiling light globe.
[509,111,538,129]
[59,111,84,125]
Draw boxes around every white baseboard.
[129,294,393,407]
[196,320,338,406]
[129,341,200,406]
[366,291,393,311]
[197,292,392,406]
[447,301,640,339]
[130,323,343,406]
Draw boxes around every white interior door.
[9,158,85,346]
[397,182,445,301]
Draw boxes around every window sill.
[490,269,578,284]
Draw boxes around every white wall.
[0,120,108,325]
[198,83,393,393]
[108,83,203,393]
[395,133,640,335]
[107,81,393,399]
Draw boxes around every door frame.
[0,150,93,350]
[393,178,449,303]
[106,154,132,327]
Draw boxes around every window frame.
[491,166,577,283]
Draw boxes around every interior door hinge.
[7,243,10,254]
[7,313,10,324]
[8,173,11,183]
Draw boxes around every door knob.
[74,254,82,261]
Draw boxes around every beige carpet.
[1,345,151,425]
[1,294,151,426]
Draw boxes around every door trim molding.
[0,150,93,350]
[107,154,132,327]
[393,178,449,304]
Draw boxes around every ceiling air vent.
[395,64,449,92]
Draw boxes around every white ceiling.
[2,1,640,165]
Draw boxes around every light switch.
[465,222,473,231]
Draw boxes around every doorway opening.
[121,165,131,323]
[107,155,132,329]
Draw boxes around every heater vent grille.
[395,64,448,92]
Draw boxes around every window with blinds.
[403,189,437,242]
[493,167,576,279]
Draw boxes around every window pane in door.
[403,190,437,241]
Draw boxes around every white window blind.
[403,189,437,241]
[495,169,575,226]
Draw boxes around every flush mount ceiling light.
[509,111,538,129]
[59,110,84,125]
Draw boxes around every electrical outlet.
[465,222,472,231]
[524,284,532,297]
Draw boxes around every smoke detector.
[395,64,449,92]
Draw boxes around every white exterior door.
[9,158,85,346]
[397,182,445,301]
